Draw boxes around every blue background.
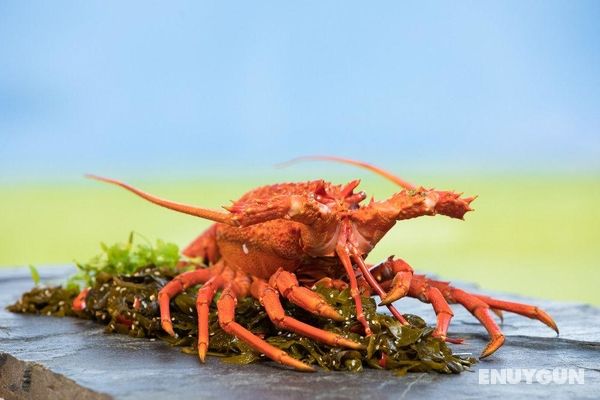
[1,1,599,182]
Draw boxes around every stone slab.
[1,266,599,399]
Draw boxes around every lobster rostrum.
[86,156,558,371]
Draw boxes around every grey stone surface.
[0,353,111,400]
[1,266,599,400]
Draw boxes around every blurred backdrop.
[1,1,599,304]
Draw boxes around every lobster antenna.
[276,155,416,190]
[85,174,232,224]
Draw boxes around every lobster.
[85,156,558,371]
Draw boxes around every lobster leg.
[385,273,503,357]
[445,286,505,358]
[352,187,476,231]
[217,285,314,372]
[336,246,372,335]
[404,275,504,358]
[350,252,408,325]
[158,267,215,336]
[473,294,558,333]
[196,275,225,361]
[490,308,504,323]
[72,287,90,312]
[375,271,558,357]
[427,279,558,340]
[251,279,364,350]
[269,268,344,321]
[369,257,414,305]
[406,275,455,341]
[181,224,220,266]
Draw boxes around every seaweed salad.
[8,234,475,375]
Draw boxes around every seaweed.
[8,237,475,375]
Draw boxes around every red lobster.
[85,156,557,371]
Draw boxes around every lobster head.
[313,179,367,211]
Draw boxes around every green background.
[2,174,598,305]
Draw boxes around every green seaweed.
[28,264,41,286]
[8,236,475,374]
[65,232,180,290]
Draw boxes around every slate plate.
[1,266,599,400]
